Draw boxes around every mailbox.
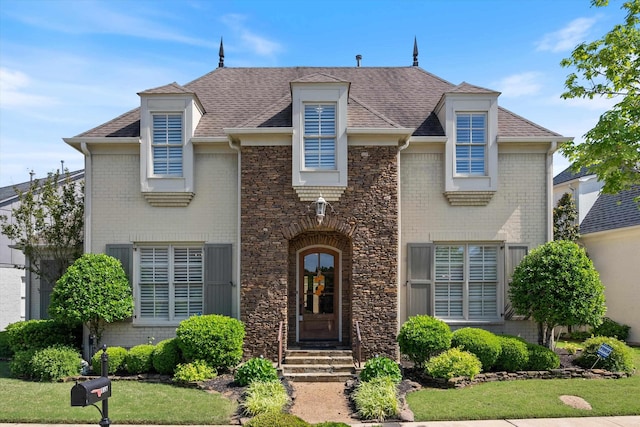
[71,377,112,407]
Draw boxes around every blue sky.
[0,0,625,187]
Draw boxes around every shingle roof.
[580,186,640,234]
[76,66,563,140]
[553,165,594,185]
[0,170,85,208]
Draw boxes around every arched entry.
[298,247,340,341]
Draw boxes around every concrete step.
[284,372,355,382]
[286,349,353,358]
[281,363,354,374]
[284,355,354,365]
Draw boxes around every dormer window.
[152,114,183,176]
[455,113,486,176]
[304,104,336,170]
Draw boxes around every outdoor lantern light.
[315,196,327,224]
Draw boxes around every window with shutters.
[434,244,499,320]
[304,104,336,169]
[152,114,183,176]
[137,246,203,322]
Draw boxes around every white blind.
[456,113,486,175]
[139,248,169,319]
[304,104,336,169]
[152,114,183,176]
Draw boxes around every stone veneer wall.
[240,145,399,361]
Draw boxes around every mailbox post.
[71,345,111,427]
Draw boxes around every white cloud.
[221,14,283,57]
[493,72,544,98]
[536,17,597,53]
[0,68,58,108]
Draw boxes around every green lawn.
[1,348,639,424]
[0,363,236,424]
[407,346,640,421]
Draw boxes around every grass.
[407,346,640,421]
[0,362,236,424]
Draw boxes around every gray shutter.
[106,244,133,287]
[504,245,528,320]
[40,260,60,319]
[407,243,433,316]
[204,244,232,317]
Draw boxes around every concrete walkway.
[2,417,640,426]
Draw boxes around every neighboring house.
[63,47,569,360]
[0,170,84,330]
[554,167,640,344]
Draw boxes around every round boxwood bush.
[91,346,128,374]
[244,412,310,427]
[125,344,155,374]
[425,347,482,380]
[526,343,560,370]
[359,356,402,384]
[235,357,278,386]
[176,314,245,371]
[31,345,82,381]
[152,338,183,375]
[9,349,36,378]
[575,336,635,374]
[451,328,501,371]
[494,335,529,372]
[397,315,452,367]
[173,360,216,383]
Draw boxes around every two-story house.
[64,49,569,360]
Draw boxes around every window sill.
[142,192,195,207]
[440,319,504,326]
[133,320,182,328]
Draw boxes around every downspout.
[546,141,558,242]
[80,142,92,253]
[228,136,241,320]
[397,135,411,334]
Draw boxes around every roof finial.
[413,36,419,67]
[218,37,225,68]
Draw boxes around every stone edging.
[407,367,630,389]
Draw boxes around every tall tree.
[560,0,640,196]
[0,170,84,283]
[553,192,580,242]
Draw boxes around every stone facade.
[240,145,399,360]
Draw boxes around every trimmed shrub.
[5,319,79,353]
[125,344,155,374]
[425,347,482,379]
[352,376,399,421]
[359,356,402,384]
[235,357,278,386]
[152,338,183,375]
[91,346,128,374]
[0,331,13,358]
[242,380,289,416]
[9,349,36,378]
[176,314,245,371]
[244,412,310,427]
[31,345,82,381]
[173,360,216,383]
[526,344,560,370]
[397,315,452,367]
[315,423,351,427]
[495,335,529,372]
[575,336,635,374]
[592,317,631,341]
[451,328,501,371]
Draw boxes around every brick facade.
[240,145,399,360]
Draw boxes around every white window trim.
[139,95,202,201]
[437,94,499,196]
[291,83,348,188]
[133,244,204,326]
[433,243,503,322]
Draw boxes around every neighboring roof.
[580,186,640,234]
[75,66,564,140]
[0,170,84,208]
[553,165,594,185]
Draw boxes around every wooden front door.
[299,248,339,341]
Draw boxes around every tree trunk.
[537,322,544,345]
[544,325,554,349]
